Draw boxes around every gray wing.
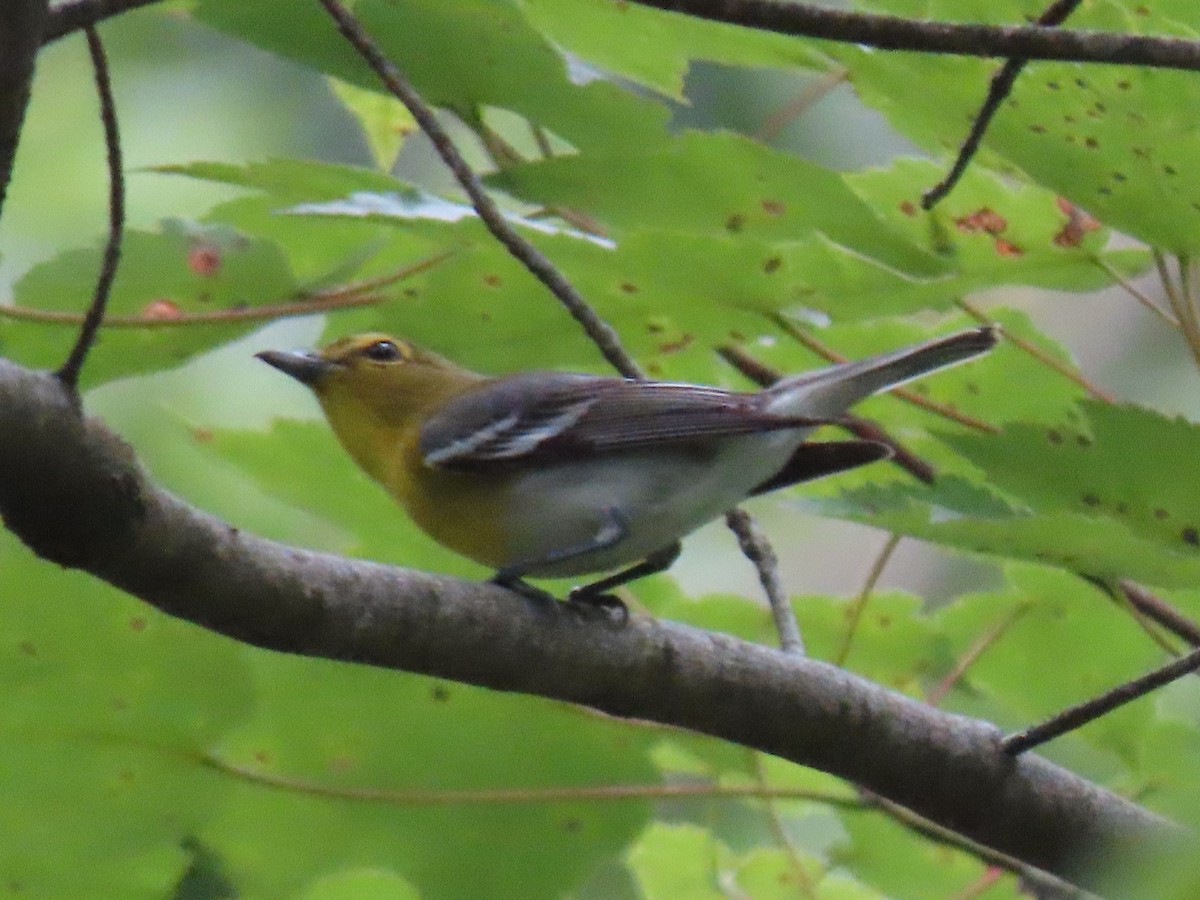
[419,371,820,469]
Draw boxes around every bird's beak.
[255,349,336,387]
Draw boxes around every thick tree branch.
[0,0,50,213]
[0,357,1185,892]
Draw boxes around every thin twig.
[1118,580,1200,647]
[922,0,1084,208]
[834,532,900,667]
[753,66,848,143]
[1155,251,1200,368]
[314,0,641,379]
[1098,576,1182,657]
[58,26,123,391]
[1002,646,1200,755]
[530,123,555,160]
[772,315,1000,434]
[954,297,1117,403]
[750,753,817,898]
[717,344,938,483]
[927,603,1031,706]
[2,251,451,328]
[206,750,867,808]
[1090,255,1179,328]
[726,508,804,654]
[946,868,1006,900]
[857,789,1088,899]
[841,414,937,484]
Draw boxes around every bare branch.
[627,0,1200,71]
[314,0,641,379]
[58,26,124,391]
[1119,580,1200,647]
[1003,647,1200,755]
[724,508,803,654]
[922,0,1084,209]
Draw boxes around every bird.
[257,326,996,611]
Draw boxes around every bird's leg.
[491,508,630,615]
[567,541,683,615]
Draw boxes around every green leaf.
[490,130,940,275]
[847,157,1149,292]
[1,220,298,387]
[627,823,726,900]
[945,401,1200,554]
[521,0,824,100]
[192,0,670,152]
[841,0,1200,250]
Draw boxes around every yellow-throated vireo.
[258,327,996,610]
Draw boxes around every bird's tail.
[764,326,999,417]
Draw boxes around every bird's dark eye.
[363,340,402,362]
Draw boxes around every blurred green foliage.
[3,0,1200,897]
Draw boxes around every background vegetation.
[4,0,1200,897]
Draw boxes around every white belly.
[500,431,808,577]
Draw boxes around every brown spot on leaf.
[994,238,1024,257]
[187,245,221,276]
[142,298,182,320]
[658,333,694,354]
[1047,429,1063,444]
[762,256,782,274]
[725,213,746,233]
[17,640,36,657]
[1183,527,1199,547]
[761,199,785,216]
[1029,124,1047,134]
[619,282,639,294]
[254,750,272,765]
[192,428,213,444]
[129,617,146,632]
[1084,137,1099,149]
[1053,199,1101,248]
[1155,508,1169,520]
[1076,434,1092,447]
[1082,493,1101,507]
[1117,80,1131,90]
[482,273,502,288]
[1164,165,1178,176]
[955,208,1007,235]
[431,685,450,702]
[899,200,917,217]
